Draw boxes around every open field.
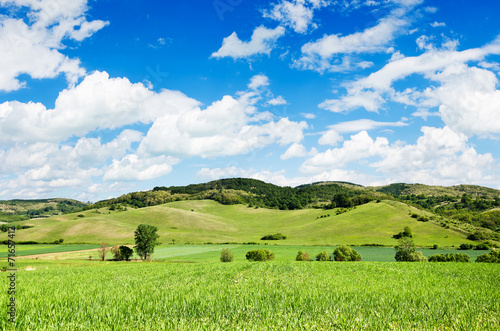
[9,243,490,262]
[1,259,499,330]
[11,200,475,247]
[0,244,99,258]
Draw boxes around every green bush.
[296,251,310,261]
[459,243,474,250]
[246,249,275,262]
[119,246,133,261]
[261,233,287,240]
[428,253,471,262]
[220,248,234,262]
[315,251,331,261]
[392,226,413,239]
[395,237,427,262]
[333,245,362,261]
[474,243,490,250]
[476,251,500,263]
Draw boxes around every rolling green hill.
[0,198,88,222]
[13,199,476,247]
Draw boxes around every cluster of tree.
[392,226,413,239]
[246,249,275,261]
[261,233,287,240]
[333,246,362,261]
[428,253,471,262]
[102,178,379,211]
[394,237,427,262]
[476,251,500,263]
[296,251,311,261]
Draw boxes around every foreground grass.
[2,261,499,330]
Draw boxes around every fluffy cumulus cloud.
[211,26,285,59]
[301,126,496,186]
[320,34,500,122]
[0,71,200,145]
[0,0,108,91]
[0,72,309,198]
[280,143,317,159]
[263,0,330,34]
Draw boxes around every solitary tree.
[134,224,160,260]
[395,237,427,262]
[119,246,134,261]
[97,242,109,261]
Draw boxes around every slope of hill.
[14,199,476,247]
[0,198,88,222]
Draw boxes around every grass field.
[9,243,490,263]
[11,200,474,247]
[0,244,99,258]
[2,259,499,330]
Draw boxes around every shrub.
[261,233,287,240]
[476,251,500,263]
[246,249,274,262]
[220,248,234,262]
[467,232,487,241]
[395,237,427,262]
[474,243,490,250]
[315,251,331,261]
[119,246,133,261]
[459,243,474,250]
[431,244,438,250]
[417,216,429,222]
[428,253,471,262]
[393,226,413,239]
[111,245,121,260]
[333,245,362,261]
[296,251,310,261]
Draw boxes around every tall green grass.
[2,261,499,330]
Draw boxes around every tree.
[296,251,311,261]
[134,224,160,260]
[97,242,109,261]
[315,251,331,261]
[246,249,274,261]
[395,237,427,262]
[220,248,234,262]
[333,245,362,261]
[111,245,121,260]
[119,246,134,261]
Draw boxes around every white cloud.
[431,21,446,28]
[293,1,416,72]
[0,71,200,145]
[301,126,497,186]
[301,131,390,173]
[301,112,316,119]
[429,64,500,137]
[103,155,180,181]
[248,74,270,90]
[280,143,317,159]
[267,96,288,106]
[211,26,286,59]
[263,0,330,34]
[0,0,108,91]
[320,35,500,114]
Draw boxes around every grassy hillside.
[13,199,475,247]
[0,198,87,222]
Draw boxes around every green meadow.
[2,259,499,330]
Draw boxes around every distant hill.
[4,179,500,244]
[14,199,477,247]
[0,198,88,222]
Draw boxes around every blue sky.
[1,0,500,201]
